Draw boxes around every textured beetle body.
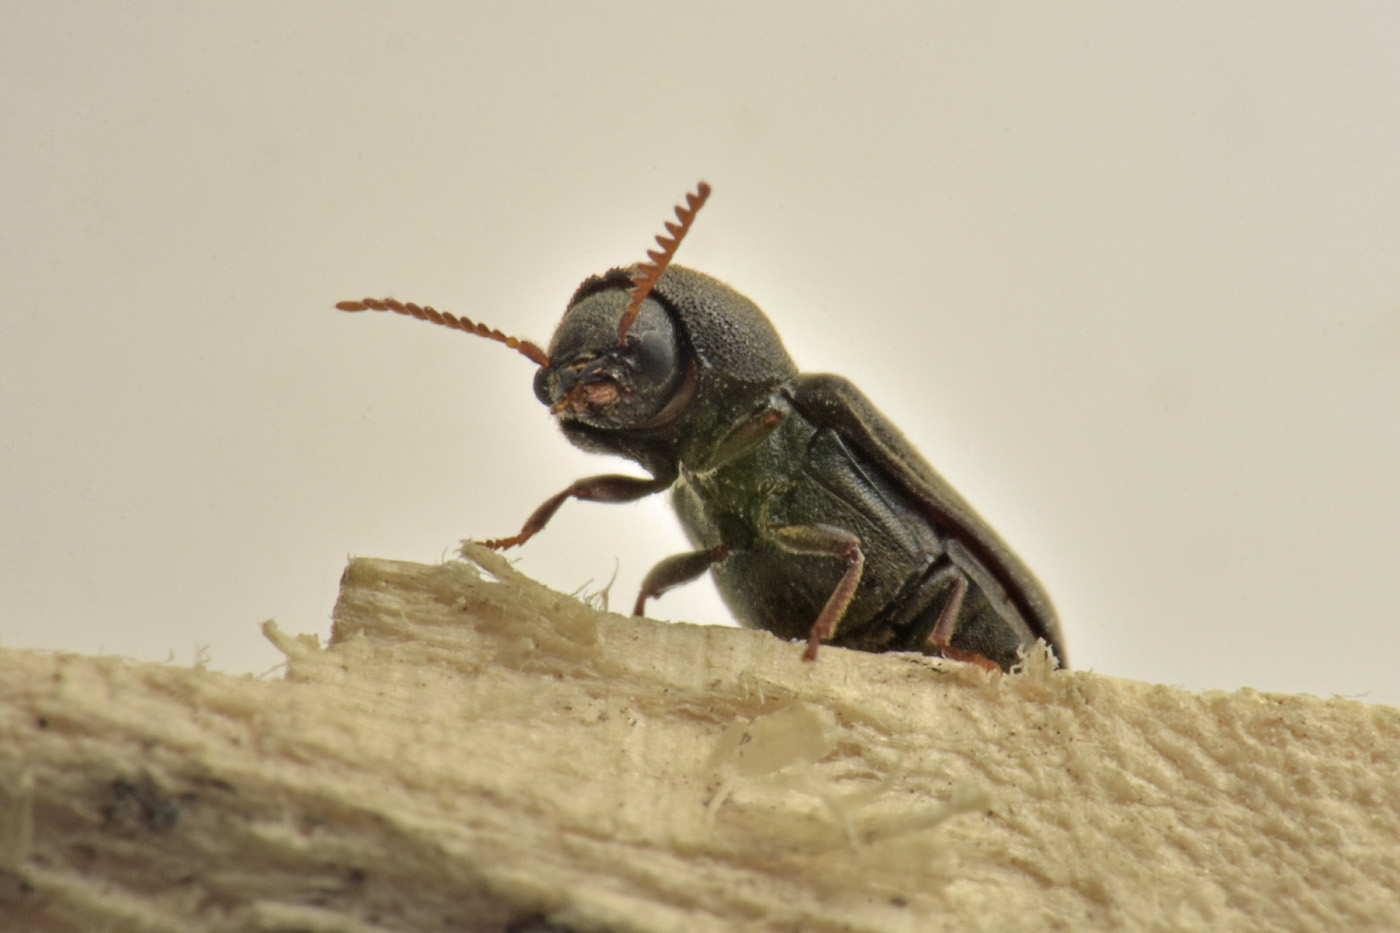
[341,185,1064,670]
[675,381,1047,664]
[540,265,1063,670]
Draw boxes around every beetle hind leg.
[923,572,999,672]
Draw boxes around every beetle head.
[532,289,691,430]
[531,183,710,433]
[335,182,728,456]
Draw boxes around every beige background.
[3,4,1398,705]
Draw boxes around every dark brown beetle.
[338,183,1064,670]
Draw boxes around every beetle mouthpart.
[549,380,590,415]
[549,379,621,416]
[581,382,619,407]
[616,181,711,347]
[548,388,577,414]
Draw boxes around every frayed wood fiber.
[2,544,1398,931]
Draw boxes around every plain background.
[3,4,1398,706]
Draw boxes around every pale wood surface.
[2,544,1398,931]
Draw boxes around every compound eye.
[610,297,683,417]
[532,363,553,406]
[626,318,679,396]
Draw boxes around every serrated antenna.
[335,297,549,367]
[615,181,711,346]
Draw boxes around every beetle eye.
[625,324,678,394]
[532,364,553,406]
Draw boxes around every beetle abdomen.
[672,406,1046,670]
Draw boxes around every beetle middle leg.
[633,544,730,616]
[480,471,675,550]
[766,523,865,662]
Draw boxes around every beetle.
[338,183,1065,670]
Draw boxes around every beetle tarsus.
[479,532,530,551]
[936,645,1001,672]
[917,574,996,670]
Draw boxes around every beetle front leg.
[633,544,730,617]
[480,472,674,550]
[767,524,864,662]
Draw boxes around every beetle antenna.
[335,297,549,367]
[616,181,711,346]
